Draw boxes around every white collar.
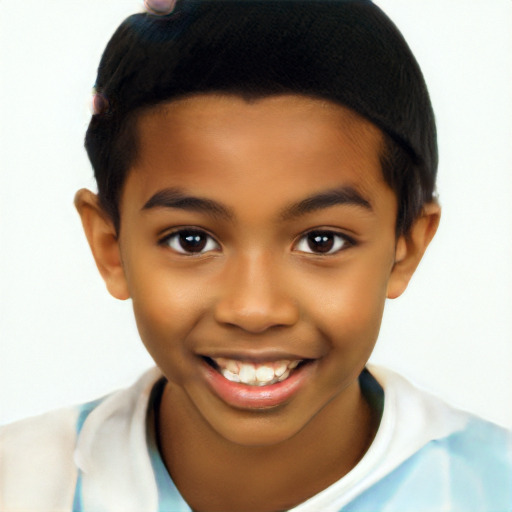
[293,365,469,511]
[74,365,469,512]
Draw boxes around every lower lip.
[201,359,314,410]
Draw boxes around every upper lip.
[198,350,315,364]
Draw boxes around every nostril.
[214,299,300,333]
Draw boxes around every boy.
[1,1,511,511]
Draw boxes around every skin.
[144,0,177,15]
[75,94,439,512]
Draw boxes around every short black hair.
[85,0,437,235]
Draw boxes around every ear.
[74,189,130,300]
[387,202,441,299]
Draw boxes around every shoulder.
[370,366,512,508]
[310,366,512,512]
[0,406,81,511]
[370,365,512,458]
[429,413,512,475]
[0,367,162,512]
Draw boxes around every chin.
[204,407,311,448]
[219,424,302,448]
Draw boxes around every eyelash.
[159,228,355,256]
[160,228,221,255]
[294,230,355,255]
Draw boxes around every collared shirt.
[1,366,511,511]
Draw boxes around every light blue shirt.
[5,367,507,512]
[142,373,512,512]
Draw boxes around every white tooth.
[221,369,240,382]
[256,365,275,383]
[226,360,239,374]
[288,360,300,369]
[274,361,288,377]
[239,364,257,384]
[277,369,290,382]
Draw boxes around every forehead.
[135,94,384,164]
[123,94,393,220]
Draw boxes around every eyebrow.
[142,185,372,221]
[142,187,234,221]
[280,186,373,220]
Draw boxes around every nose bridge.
[214,249,299,332]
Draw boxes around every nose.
[214,253,299,333]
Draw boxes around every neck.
[156,377,379,512]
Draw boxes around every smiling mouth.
[203,356,308,386]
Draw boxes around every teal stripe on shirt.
[72,397,108,512]
[148,437,193,512]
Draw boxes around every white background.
[1,1,511,427]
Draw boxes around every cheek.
[302,258,391,349]
[126,263,209,363]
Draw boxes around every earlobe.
[387,202,441,299]
[74,189,130,300]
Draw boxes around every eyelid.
[159,227,221,255]
[293,229,356,255]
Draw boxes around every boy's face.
[79,94,436,446]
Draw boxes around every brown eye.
[164,229,220,255]
[295,230,351,255]
[179,231,207,252]
[308,232,335,253]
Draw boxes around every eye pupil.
[308,232,334,253]
[179,231,207,252]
